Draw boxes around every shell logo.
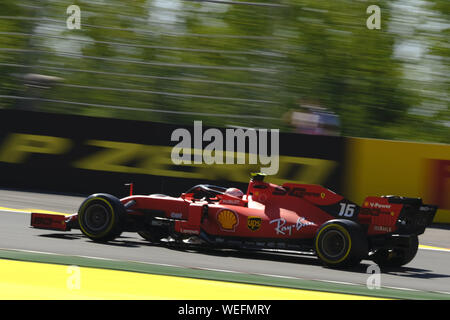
[217,209,238,232]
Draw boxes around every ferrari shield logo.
[247,216,262,232]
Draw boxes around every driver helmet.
[224,187,244,199]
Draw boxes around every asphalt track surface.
[1,189,449,296]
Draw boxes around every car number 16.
[338,203,356,217]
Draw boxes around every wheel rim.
[83,203,111,232]
[320,229,347,259]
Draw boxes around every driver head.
[224,188,244,199]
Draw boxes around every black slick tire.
[314,219,368,268]
[78,193,126,242]
[371,235,419,268]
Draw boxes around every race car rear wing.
[361,195,437,236]
[383,196,438,235]
[30,213,78,231]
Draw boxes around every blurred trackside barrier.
[0,110,344,198]
[345,137,450,224]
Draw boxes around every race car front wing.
[30,213,78,231]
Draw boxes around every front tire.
[314,219,368,268]
[78,193,125,242]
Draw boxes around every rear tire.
[371,235,419,268]
[314,219,368,268]
[78,193,125,242]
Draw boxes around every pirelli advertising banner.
[0,110,345,199]
[345,137,450,224]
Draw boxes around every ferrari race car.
[31,173,437,268]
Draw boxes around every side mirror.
[125,183,134,196]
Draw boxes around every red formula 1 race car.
[31,173,437,268]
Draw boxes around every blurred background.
[0,0,448,142]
